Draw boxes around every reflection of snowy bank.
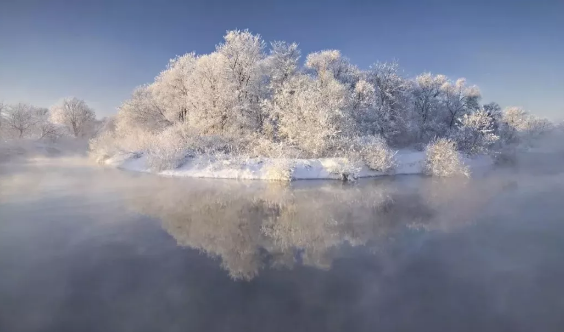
[128,177,502,280]
[106,150,492,181]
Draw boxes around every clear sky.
[0,0,562,119]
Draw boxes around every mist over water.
[1,137,564,332]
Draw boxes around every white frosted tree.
[2,103,37,138]
[261,41,301,139]
[185,52,236,134]
[411,73,448,140]
[483,102,502,119]
[482,102,503,132]
[441,78,481,129]
[452,109,499,154]
[33,107,59,140]
[109,86,178,155]
[50,98,96,138]
[275,73,355,157]
[151,53,198,123]
[350,79,376,133]
[216,30,267,132]
[502,107,533,132]
[264,41,300,92]
[117,86,173,133]
[500,107,552,145]
[367,61,411,144]
[305,50,359,88]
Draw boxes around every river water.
[1,153,564,332]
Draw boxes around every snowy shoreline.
[104,150,493,181]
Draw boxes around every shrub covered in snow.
[424,138,469,177]
[353,135,397,172]
[263,159,295,181]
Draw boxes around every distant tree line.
[0,98,101,141]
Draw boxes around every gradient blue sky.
[1,0,562,118]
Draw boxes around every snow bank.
[104,150,493,181]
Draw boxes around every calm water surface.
[1,155,564,332]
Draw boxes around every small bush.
[424,138,469,177]
[356,135,397,172]
[264,159,295,181]
[335,135,396,173]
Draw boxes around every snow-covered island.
[91,30,554,181]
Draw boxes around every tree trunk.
[449,113,456,128]
[72,122,79,138]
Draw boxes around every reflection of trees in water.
[130,177,500,280]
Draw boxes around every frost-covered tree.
[483,102,502,119]
[452,109,499,154]
[50,98,96,138]
[33,107,59,140]
[411,73,448,139]
[216,30,267,132]
[305,50,359,88]
[275,73,355,157]
[0,103,61,140]
[482,102,503,132]
[502,107,533,132]
[151,53,198,123]
[185,52,236,134]
[441,78,481,129]
[264,41,300,92]
[261,41,301,138]
[350,79,376,133]
[500,107,552,145]
[2,103,37,138]
[366,61,411,143]
[117,86,173,133]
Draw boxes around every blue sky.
[0,0,562,119]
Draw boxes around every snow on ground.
[104,150,493,181]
